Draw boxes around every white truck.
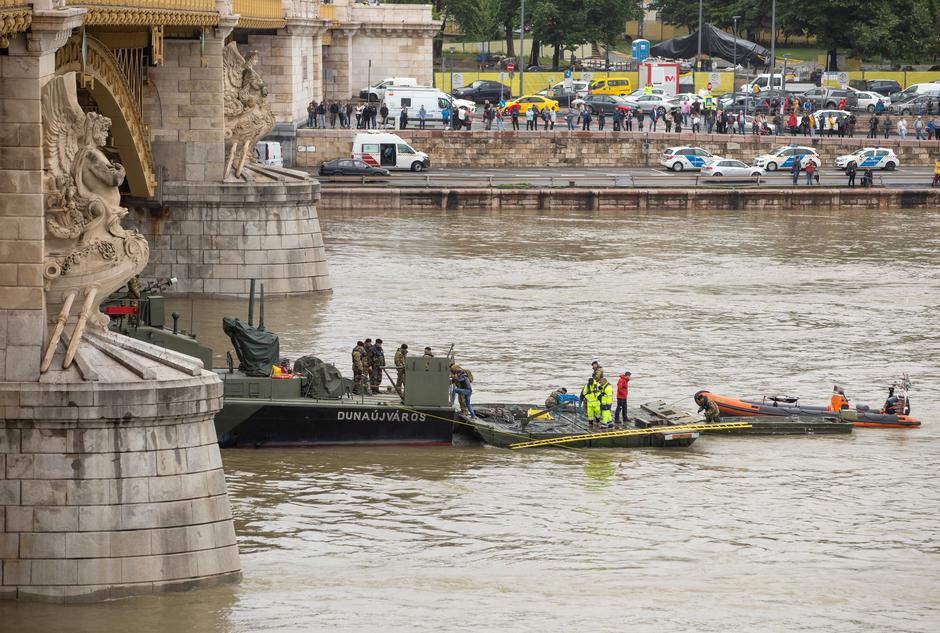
[741,74,816,95]
[358,77,418,103]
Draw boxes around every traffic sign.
[564,76,573,90]
[506,62,515,72]
[580,72,592,82]
[452,72,463,88]
[708,72,721,86]
[564,69,572,79]
[837,72,849,86]
[499,71,505,82]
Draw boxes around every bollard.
[425,175,430,187]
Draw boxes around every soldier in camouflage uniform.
[695,393,721,423]
[370,338,386,394]
[545,387,568,410]
[351,341,366,395]
[362,338,374,392]
[394,343,408,391]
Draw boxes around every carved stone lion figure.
[40,73,150,371]
[223,42,276,178]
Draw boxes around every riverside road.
[316,166,938,189]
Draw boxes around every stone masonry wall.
[0,32,53,383]
[295,129,940,169]
[0,374,240,602]
[246,28,318,126]
[349,33,434,93]
[127,179,331,296]
[144,36,226,182]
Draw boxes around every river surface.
[4,207,940,632]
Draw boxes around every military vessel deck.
[467,403,700,449]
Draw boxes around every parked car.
[587,77,633,96]
[888,82,940,103]
[452,80,512,103]
[578,94,630,115]
[810,109,852,131]
[623,93,678,116]
[834,147,899,171]
[801,87,858,110]
[864,79,903,97]
[849,89,890,112]
[318,158,390,177]
[753,145,821,171]
[359,77,418,103]
[659,146,716,172]
[501,94,560,114]
[538,80,589,107]
[888,94,940,115]
[701,158,764,177]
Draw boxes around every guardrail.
[233,0,286,28]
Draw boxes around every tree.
[445,0,504,45]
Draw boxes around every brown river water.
[4,207,940,632]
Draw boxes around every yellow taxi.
[502,94,560,114]
[588,78,633,96]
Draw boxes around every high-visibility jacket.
[828,394,849,411]
[598,382,613,406]
[582,383,599,404]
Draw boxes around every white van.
[352,132,431,172]
[359,77,418,102]
[381,87,453,125]
[742,73,815,94]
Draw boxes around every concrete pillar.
[0,11,83,384]
[144,27,228,183]
[322,27,358,100]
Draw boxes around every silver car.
[623,93,678,115]
[700,158,764,178]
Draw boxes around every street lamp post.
[518,0,525,97]
[696,0,703,71]
[769,0,776,103]
[732,16,740,107]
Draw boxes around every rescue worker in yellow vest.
[596,377,614,427]
[643,84,653,95]
[581,378,600,426]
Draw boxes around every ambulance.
[351,132,431,172]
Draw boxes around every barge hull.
[216,401,456,447]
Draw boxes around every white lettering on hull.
[337,410,429,423]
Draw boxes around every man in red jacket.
[615,372,631,424]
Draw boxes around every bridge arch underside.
[56,41,155,198]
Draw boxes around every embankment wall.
[319,187,940,212]
[295,129,940,169]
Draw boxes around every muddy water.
[4,207,940,632]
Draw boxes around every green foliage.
[445,0,505,42]
[651,0,940,62]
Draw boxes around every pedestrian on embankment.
[805,160,817,186]
[791,155,802,185]
[846,163,857,188]
[307,99,317,128]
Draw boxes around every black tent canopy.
[650,23,770,66]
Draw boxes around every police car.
[834,147,899,171]
[660,146,715,171]
[753,145,821,171]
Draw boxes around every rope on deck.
[508,421,753,449]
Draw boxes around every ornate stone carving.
[40,72,150,372]
[223,41,276,179]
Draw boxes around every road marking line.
[650,169,672,176]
